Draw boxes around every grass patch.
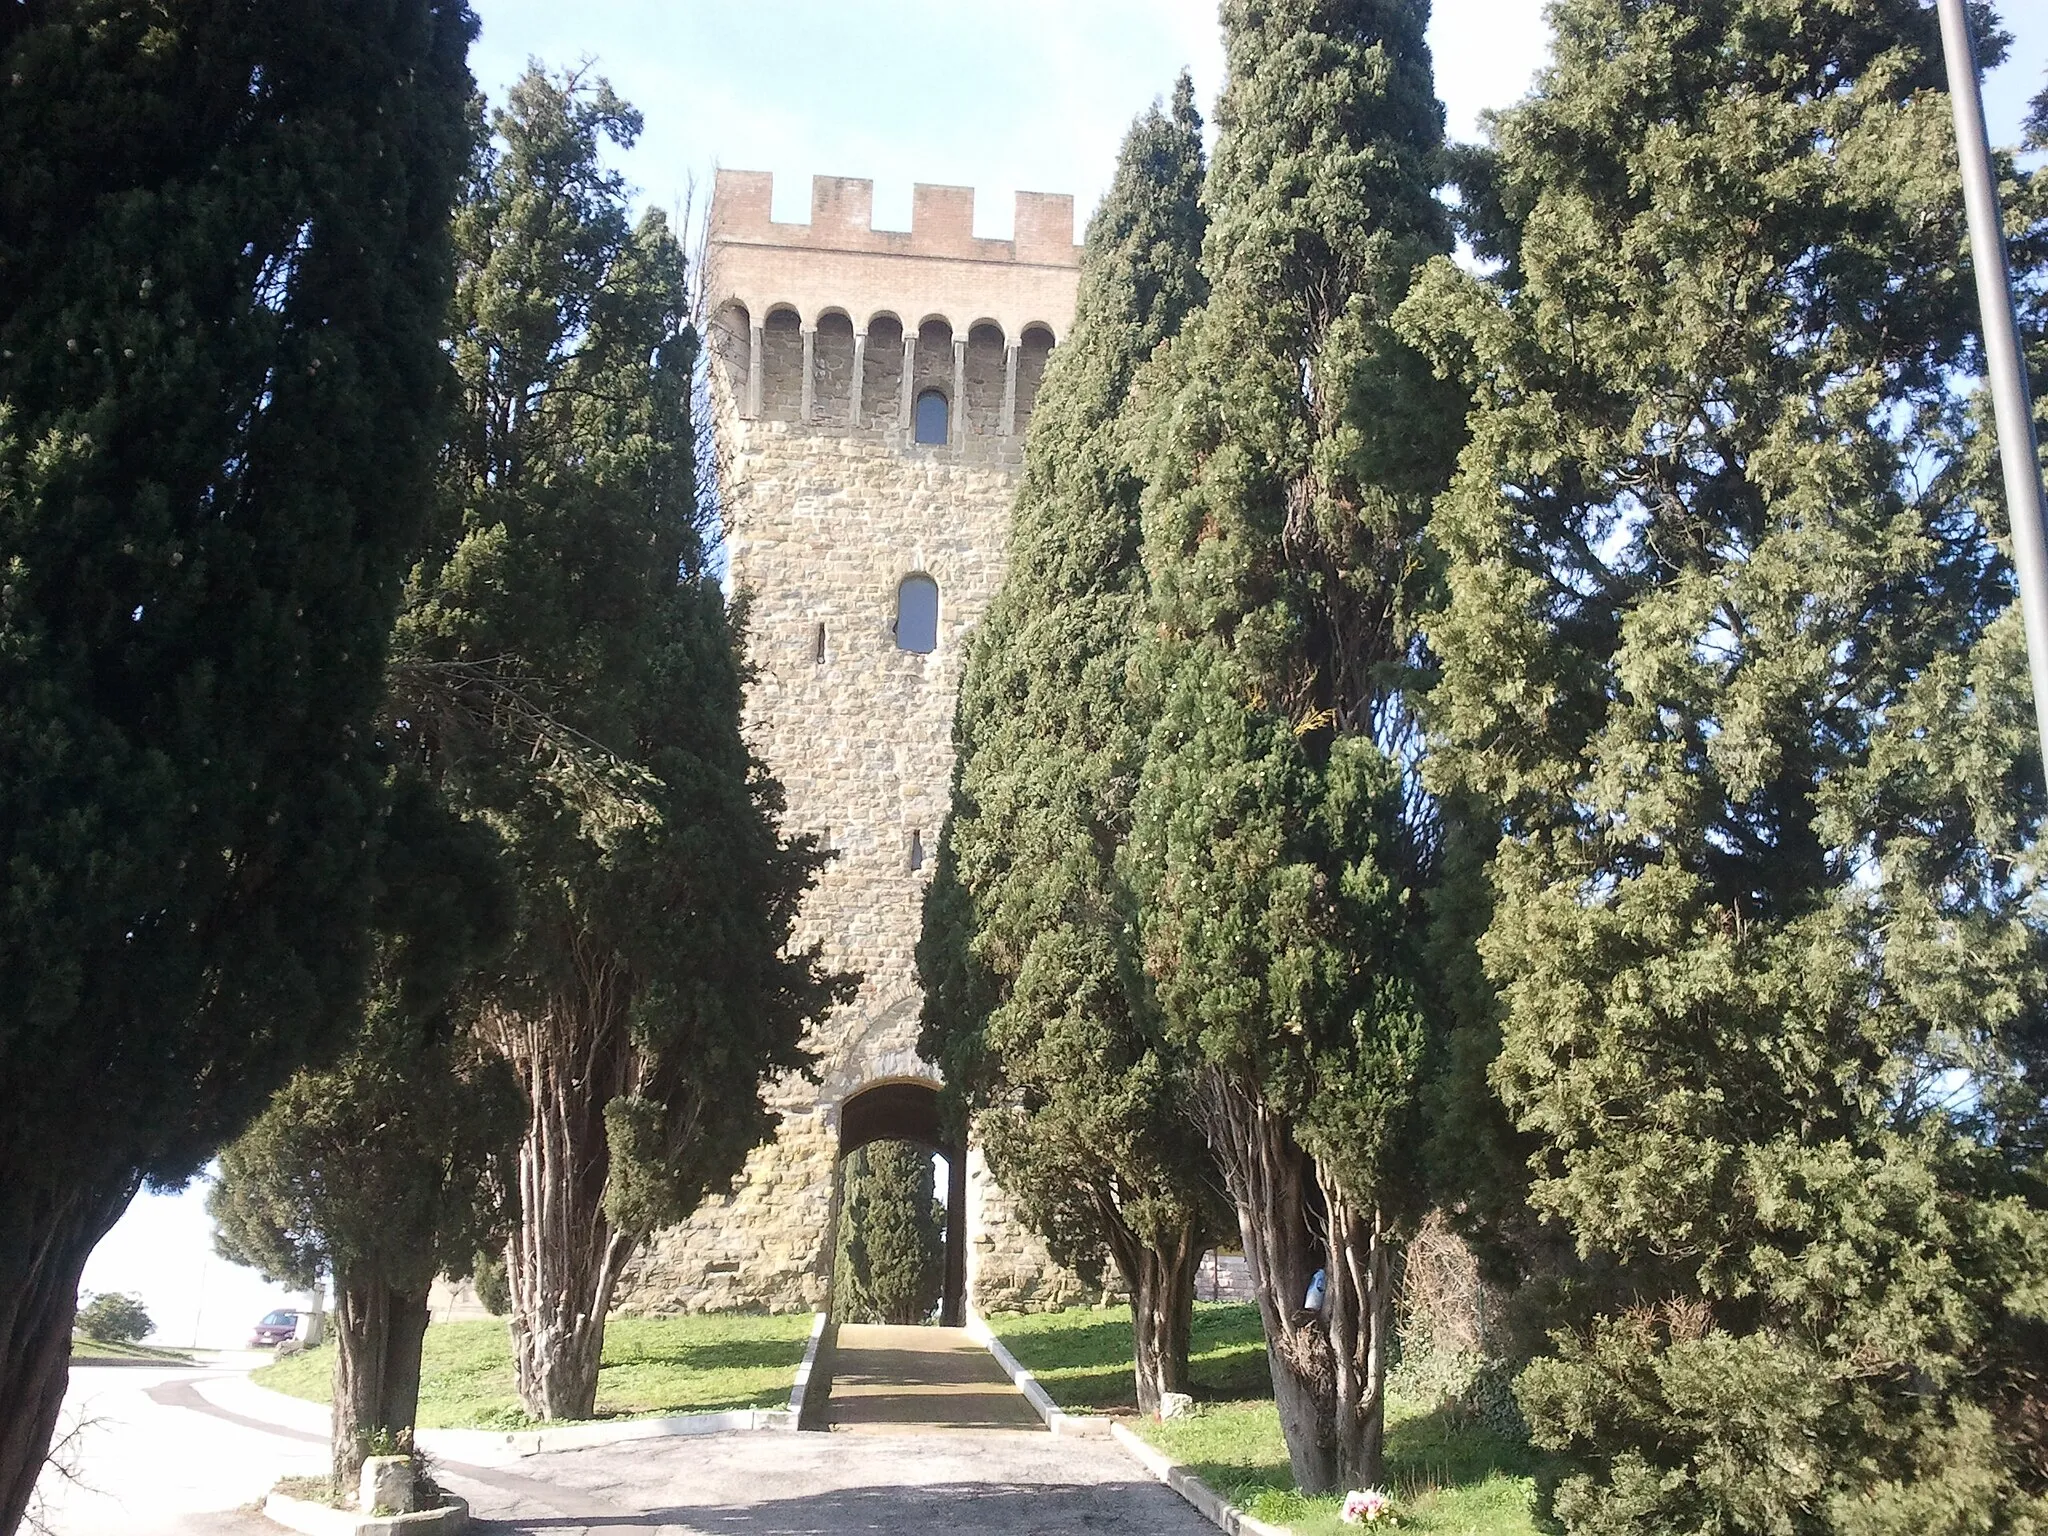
[252,1313,813,1429]
[988,1301,1270,1412]
[1139,1398,1543,1535]
[991,1303,1543,1535]
[271,1475,340,1507]
[69,1336,194,1364]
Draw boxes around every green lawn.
[988,1301,1271,1411]
[252,1314,813,1429]
[990,1304,1544,1536]
[69,1336,195,1364]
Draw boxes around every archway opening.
[831,1079,965,1327]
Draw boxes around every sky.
[81,0,2048,1347]
[456,0,2048,235]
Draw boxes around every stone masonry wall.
[614,176,1088,1318]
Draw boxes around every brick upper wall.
[706,170,1082,345]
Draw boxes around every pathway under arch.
[834,1077,967,1327]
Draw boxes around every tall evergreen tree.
[1399,2,2048,1526]
[398,66,851,1422]
[1122,0,1461,1492]
[209,775,522,1488]
[0,5,474,1528]
[916,77,1221,1417]
[832,1142,946,1327]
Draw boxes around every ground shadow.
[597,1338,807,1374]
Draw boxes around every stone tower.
[614,171,1088,1321]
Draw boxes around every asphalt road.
[32,1361,325,1536]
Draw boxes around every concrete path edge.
[786,1311,829,1423]
[262,1490,469,1536]
[1108,1423,1295,1536]
[962,1310,1102,1436]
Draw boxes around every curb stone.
[262,1491,468,1536]
[786,1311,829,1425]
[1108,1423,1295,1536]
[962,1311,1105,1437]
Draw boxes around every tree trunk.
[1320,1181,1395,1491]
[0,1173,135,1536]
[491,989,639,1421]
[1109,1211,1202,1418]
[1193,1070,1339,1494]
[330,1273,432,1487]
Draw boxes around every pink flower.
[1340,1487,1393,1524]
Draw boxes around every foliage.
[251,1313,813,1428]
[833,1142,945,1326]
[72,1293,150,1346]
[0,5,476,1530]
[916,73,1218,1413]
[1397,2,2048,1528]
[470,1253,510,1317]
[397,64,852,1419]
[1120,0,1462,1491]
[208,772,521,1483]
[209,778,521,1300]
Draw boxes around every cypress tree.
[1399,2,2048,1526]
[0,5,474,1528]
[832,1142,946,1327]
[916,76,1220,1417]
[1123,0,1461,1492]
[209,775,522,1489]
[399,66,851,1422]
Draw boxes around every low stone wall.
[1194,1253,1254,1305]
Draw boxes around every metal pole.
[1937,0,2048,774]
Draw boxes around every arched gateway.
[836,1078,966,1324]
[614,173,1089,1321]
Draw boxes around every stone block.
[359,1456,413,1516]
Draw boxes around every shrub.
[471,1254,510,1317]
[75,1293,151,1345]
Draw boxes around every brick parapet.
[706,170,1080,344]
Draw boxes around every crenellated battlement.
[702,167,1084,458]
[710,170,1081,268]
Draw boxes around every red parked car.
[249,1309,299,1348]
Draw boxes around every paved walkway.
[823,1323,1043,1431]
[460,1427,1214,1535]
[36,1338,1213,1536]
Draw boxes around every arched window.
[895,573,939,654]
[914,388,950,445]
